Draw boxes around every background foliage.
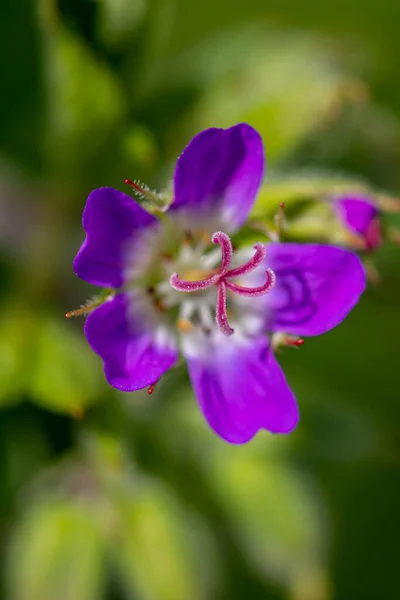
[1,1,399,599]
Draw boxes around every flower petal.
[185,336,298,443]
[172,124,264,230]
[73,187,157,287]
[335,195,378,236]
[266,243,366,336]
[335,195,382,249]
[85,294,178,391]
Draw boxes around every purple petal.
[172,124,264,230]
[186,337,298,443]
[335,195,382,249]
[266,243,366,336]
[85,294,178,391]
[73,187,157,288]
[335,195,378,235]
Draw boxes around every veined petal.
[73,187,157,288]
[185,336,299,443]
[172,124,264,231]
[266,243,366,336]
[85,294,178,391]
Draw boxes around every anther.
[176,318,193,333]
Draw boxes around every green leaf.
[30,317,103,415]
[159,29,361,163]
[0,0,45,172]
[42,25,126,182]
[97,0,147,49]
[0,307,34,407]
[114,482,212,600]
[208,447,328,597]
[7,502,106,600]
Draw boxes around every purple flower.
[335,194,382,250]
[73,124,366,444]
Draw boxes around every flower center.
[169,231,276,336]
[180,267,215,281]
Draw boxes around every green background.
[1,1,399,599]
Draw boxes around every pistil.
[170,231,276,335]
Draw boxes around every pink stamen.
[225,268,276,297]
[226,243,266,278]
[216,281,234,336]
[170,231,276,336]
[170,271,220,292]
[211,231,233,275]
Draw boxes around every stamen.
[226,243,266,278]
[211,231,233,275]
[170,271,219,292]
[224,268,276,297]
[216,281,234,336]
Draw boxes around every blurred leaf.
[0,413,50,518]
[246,172,370,244]
[7,501,105,600]
[97,0,147,49]
[114,482,211,600]
[42,24,126,181]
[122,123,159,168]
[30,317,102,415]
[252,172,369,218]
[208,448,328,597]
[146,27,364,163]
[0,308,34,407]
[0,0,44,172]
